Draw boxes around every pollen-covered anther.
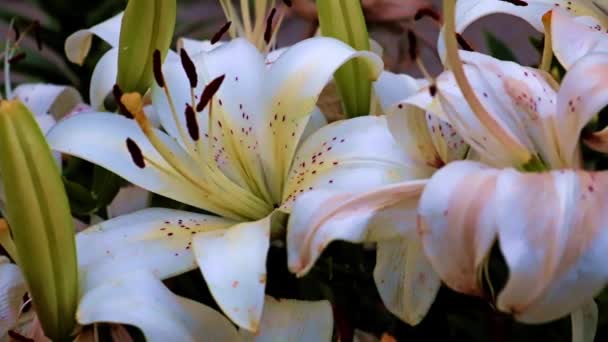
[197,74,226,112]
[264,8,277,44]
[152,49,165,87]
[126,137,145,168]
[211,21,232,44]
[180,49,198,88]
[185,104,200,141]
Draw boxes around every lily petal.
[13,84,82,121]
[557,53,608,166]
[47,113,236,216]
[65,12,124,65]
[77,271,240,342]
[89,48,118,110]
[283,116,426,210]
[551,10,608,70]
[77,208,235,292]
[571,301,598,342]
[0,257,27,338]
[192,212,281,332]
[264,37,384,201]
[418,161,500,295]
[374,239,440,326]
[240,297,333,341]
[106,186,150,218]
[177,38,218,56]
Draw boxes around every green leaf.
[484,31,518,63]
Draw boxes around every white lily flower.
[47,37,391,333]
[285,70,468,325]
[0,256,27,340]
[418,4,608,332]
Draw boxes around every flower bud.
[117,0,176,93]
[316,0,372,117]
[0,100,78,341]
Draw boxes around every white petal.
[177,38,217,56]
[77,208,235,292]
[299,107,328,144]
[263,37,384,200]
[47,112,228,214]
[193,213,280,332]
[418,161,500,295]
[374,239,440,326]
[13,83,82,120]
[65,12,124,65]
[240,297,333,342]
[0,258,26,337]
[77,271,240,342]
[287,181,426,276]
[89,48,118,110]
[551,10,608,70]
[106,186,150,218]
[571,301,598,342]
[283,116,428,210]
[556,53,608,167]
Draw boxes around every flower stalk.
[0,100,78,341]
[316,0,372,117]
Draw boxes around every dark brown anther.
[32,20,42,51]
[197,74,226,112]
[112,84,133,118]
[264,8,277,44]
[500,0,528,6]
[153,49,165,87]
[126,138,146,168]
[8,52,26,65]
[456,33,474,52]
[211,21,232,44]
[414,8,441,21]
[407,30,418,60]
[282,0,293,7]
[184,104,199,141]
[180,49,198,88]
[429,84,438,97]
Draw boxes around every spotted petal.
[551,10,608,70]
[65,12,123,65]
[557,53,608,165]
[282,115,425,210]
[77,271,240,342]
[240,297,333,341]
[419,161,608,322]
[76,208,235,292]
[192,212,284,332]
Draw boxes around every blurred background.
[0,0,540,101]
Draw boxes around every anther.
[185,104,200,141]
[407,30,418,61]
[500,0,528,6]
[112,84,132,119]
[180,49,198,88]
[153,49,165,87]
[197,75,226,112]
[126,138,146,168]
[211,21,232,44]
[429,84,438,97]
[264,8,277,45]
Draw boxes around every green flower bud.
[316,0,372,118]
[117,0,177,93]
[0,100,78,341]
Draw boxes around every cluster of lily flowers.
[3,0,608,340]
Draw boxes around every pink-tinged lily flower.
[285,70,468,325]
[47,37,393,333]
[418,3,608,334]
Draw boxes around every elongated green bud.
[0,100,78,341]
[316,0,371,118]
[117,0,176,93]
